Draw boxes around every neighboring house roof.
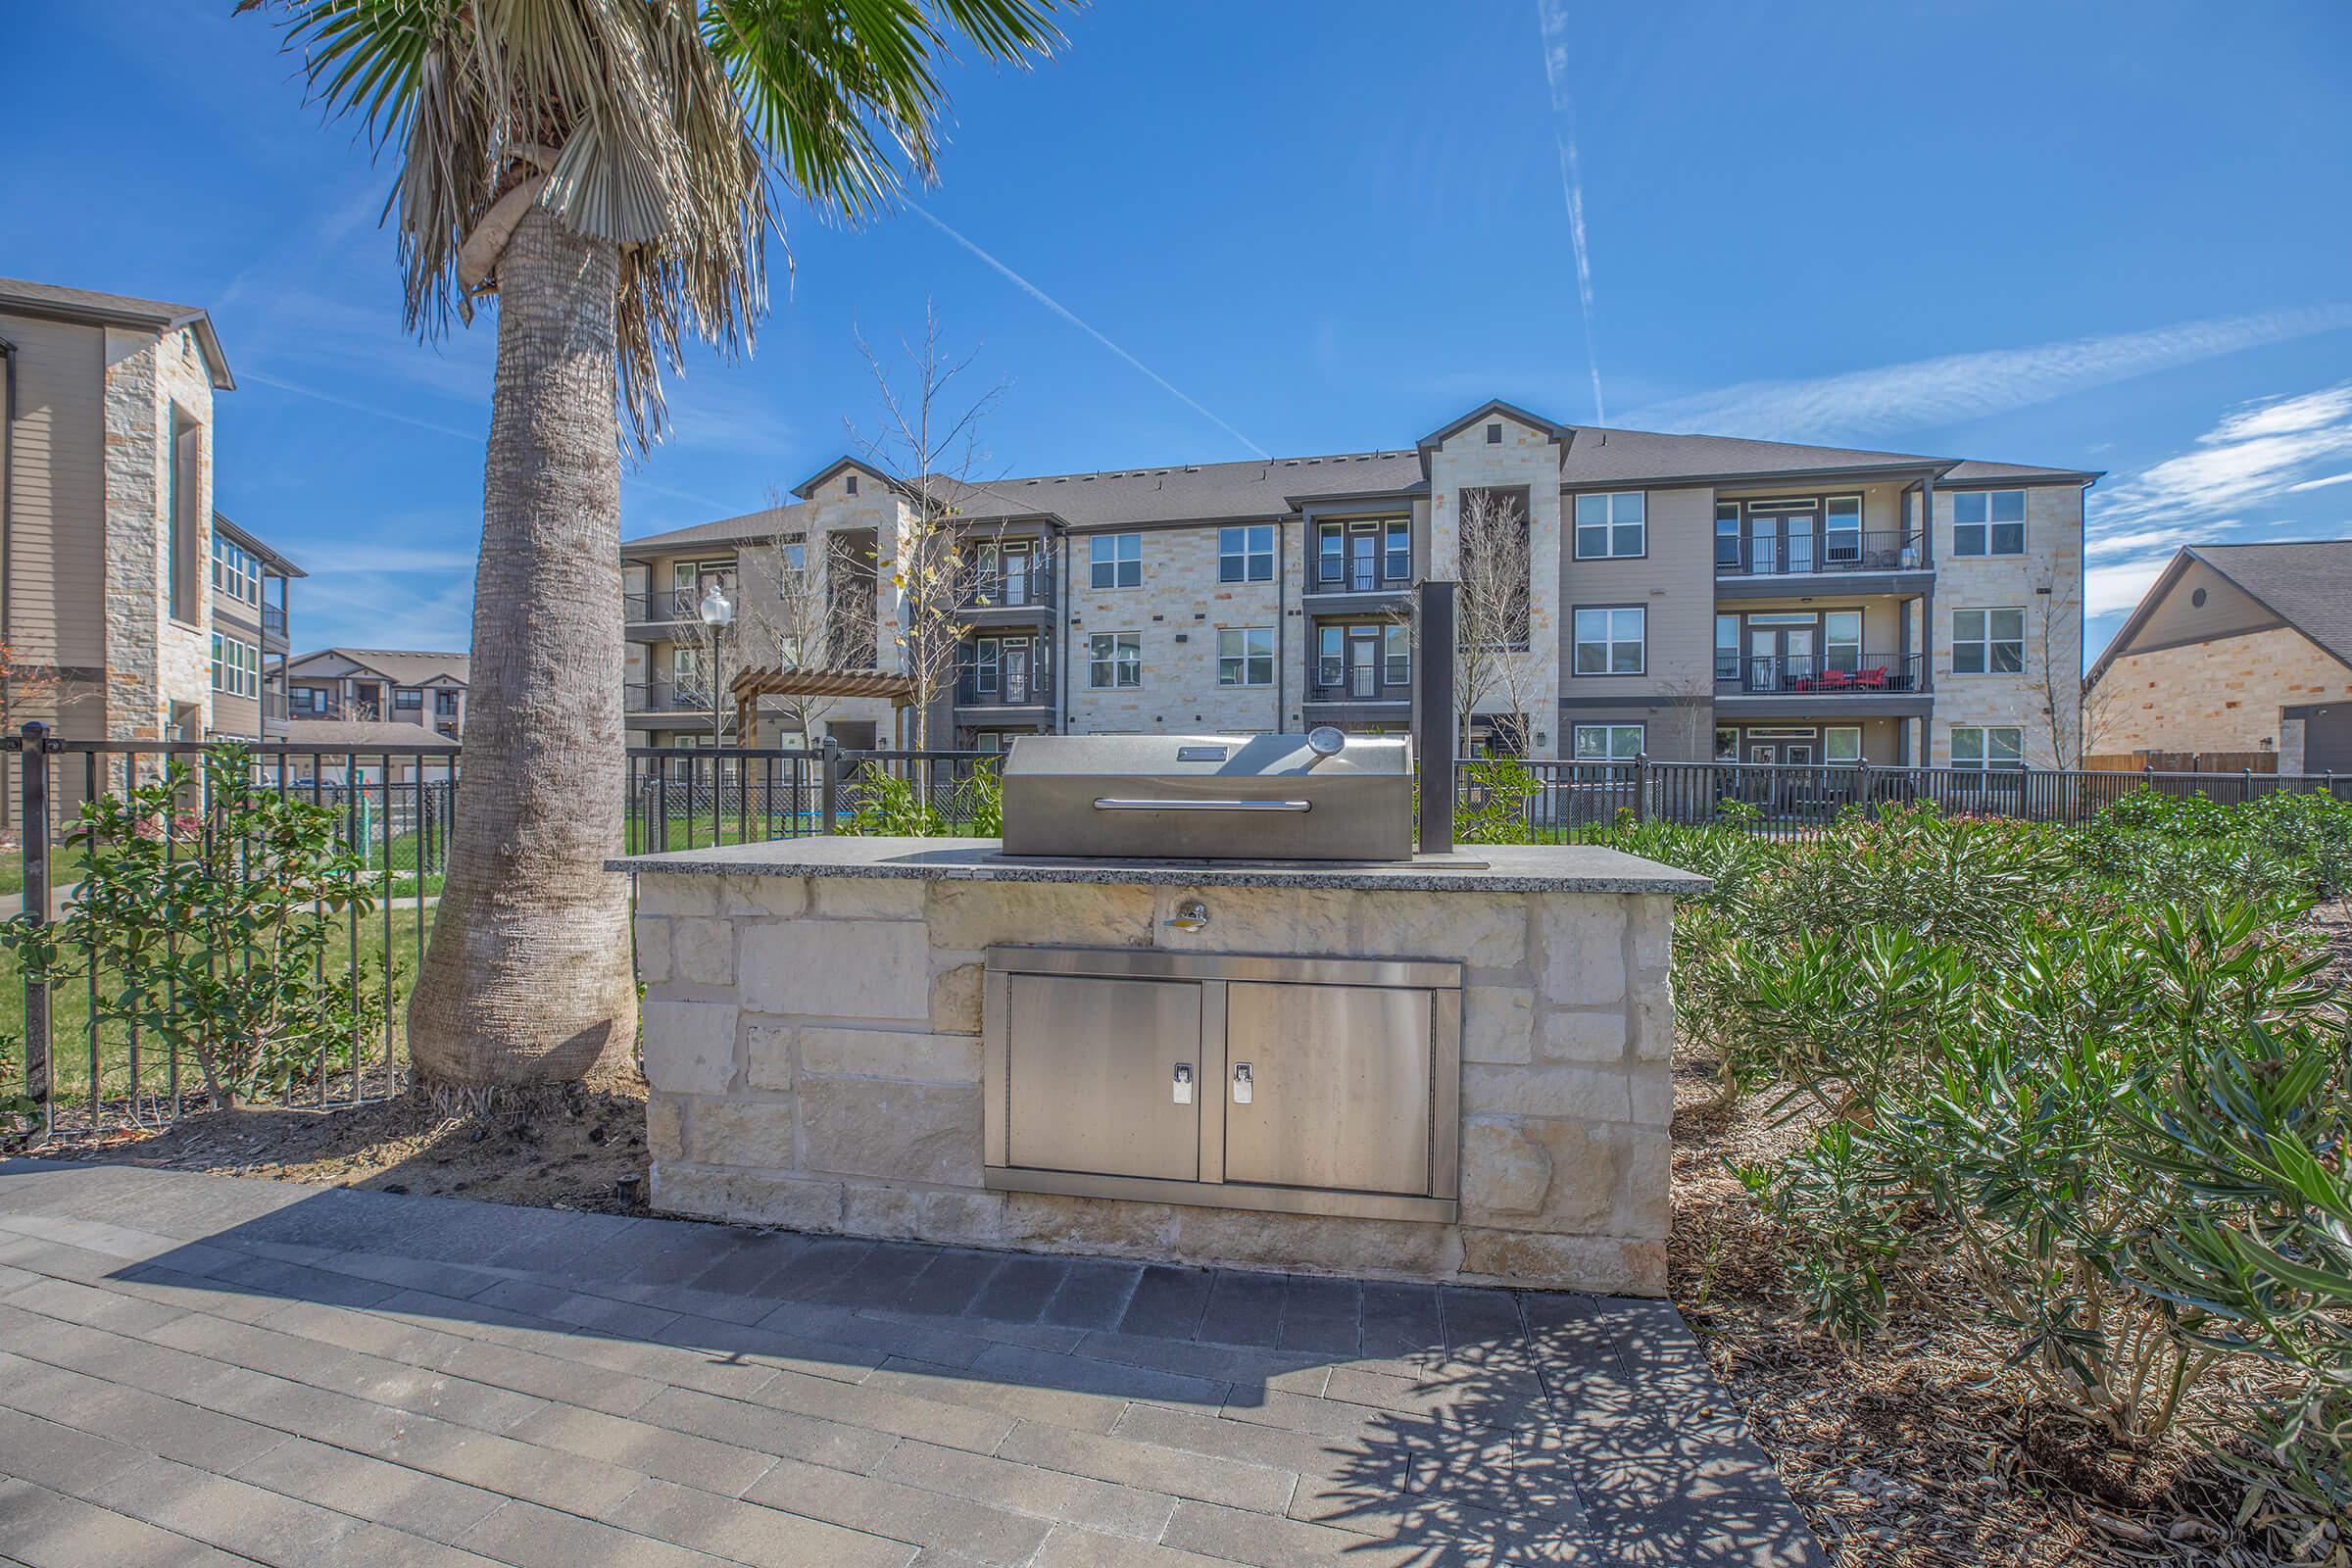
[2090,540,2352,684]
[791,456,898,501]
[271,720,462,753]
[212,513,307,578]
[287,648,470,687]
[618,399,2101,548]
[0,276,234,390]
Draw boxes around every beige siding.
[1,312,107,672]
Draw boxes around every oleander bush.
[1577,789,2352,1546]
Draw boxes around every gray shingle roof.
[273,719,462,751]
[623,505,807,556]
[0,276,233,390]
[615,405,2100,549]
[2185,541,2352,671]
[289,648,469,687]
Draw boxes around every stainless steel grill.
[999,730,1412,861]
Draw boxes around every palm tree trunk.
[407,205,636,1104]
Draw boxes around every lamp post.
[699,583,734,752]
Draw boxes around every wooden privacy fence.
[2083,750,2278,774]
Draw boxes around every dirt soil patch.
[1671,1056,2278,1568]
[28,1060,653,1216]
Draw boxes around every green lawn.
[0,846,88,903]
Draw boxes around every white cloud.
[1535,0,1603,424]
[2089,381,2352,538]
[2085,559,2172,618]
[2287,470,2352,494]
[1627,306,2352,443]
[304,546,480,575]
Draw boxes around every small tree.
[737,500,850,748]
[849,305,1005,750]
[664,595,744,748]
[3,747,378,1108]
[2035,586,2083,767]
[1453,488,1539,753]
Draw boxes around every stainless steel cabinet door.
[1222,982,1432,1196]
[1004,973,1202,1181]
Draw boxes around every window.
[1824,610,1862,672]
[1715,503,1741,568]
[210,633,259,698]
[1715,727,1739,762]
[973,637,1001,694]
[1486,421,1502,444]
[844,474,858,496]
[1088,631,1141,688]
[1316,523,1344,584]
[1953,490,2026,556]
[780,540,808,575]
[1951,608,2025,674]
[1316,626,1343,687]
[1573,724,1644,760]
[1715,614,1740,680]
[1825,496,1862,564]
[1383,624,1410,686]
[1218,525,1274,583]
[435,690,460,717]
[1383,520,1411,580]
[1825,726,1862,764]
[1573,492,1645,559]
[1089,533,1142,589]
[1572,607,1645,674]
[394,687,422,711]
[169,408,202,622]
[1216,627,1274,686]
[1952,726,2024,770]
[211,536,262,605]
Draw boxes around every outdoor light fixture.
[700,584,734,749]
[700,584,733,627]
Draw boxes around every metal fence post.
[819,738,841,835]
[1413,581,1456,857]
[18,722,50,1121]
[1633,753,1649,824]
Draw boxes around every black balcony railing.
[1307,665,1410,704]
[623,680,718,713]
[261,602,288,646]
[1723,653,1926,695]
[956,667,1054,707]
[962,564,1054,612]
[1311,560,1410,593]
[623,588,699,623]
[262,690,290,721]
[1719,528,1924,575]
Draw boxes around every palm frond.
[242,0,1073,444]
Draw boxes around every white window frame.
[1573,491,1646,560]
[1089,533,1142,589]
[1382,624,1410,686]
[1216,627,1273,687]
[1714,726,1739,761]
[1951,607,2026,675]
[1316,625,1344,687]
[973,636,1001,695]
[1951,725,2025,770]
[1088,631,1142,689]
[1382,519,1411,581]
[1952,490,2026,557]
[1824,725,1862,764]
[1573,723,1644,760]
[1572,606,1646,675]
[1217,526,1274,584]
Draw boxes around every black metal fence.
[1455,756,2352,842]
[12,723,2350,1135]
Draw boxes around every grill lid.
[1002,731,1409,783]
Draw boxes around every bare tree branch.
[1452,489,1537,753]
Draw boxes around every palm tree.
[239,0,1072,1107]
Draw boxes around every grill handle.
[1091,798,1312,813]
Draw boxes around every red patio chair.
[1855,665,1888,690]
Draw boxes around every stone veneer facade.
[101,324,219,739]
[632,868,1677,1295]
[2093,625,2352,757]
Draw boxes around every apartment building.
[282,648,469,739]
[620,399,2093,766]
[0,277,301,745]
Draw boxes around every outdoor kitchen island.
[613,835,1706,1295]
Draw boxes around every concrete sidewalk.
[0,1160,1823,1566]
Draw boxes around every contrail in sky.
[906,201,1270,459]
[1536,0,1604,424]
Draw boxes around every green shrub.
[2,747,378,1109]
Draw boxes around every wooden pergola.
[728,665,917,747]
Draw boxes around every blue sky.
[6,2,2349,663]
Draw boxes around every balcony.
[1718,529,1924,577]
[1720,653,1926,696]
[960,564,1054,616]
[261,602,288,653]
[624,680,720,715]
[1304,560,1413,600]
[956,666,1053,709]
[1306,666,1411,706]
[262,690,289,721]
[623,588,697,629]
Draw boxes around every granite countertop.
[606,836,1711,895]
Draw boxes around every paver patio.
[0,1159,1823,1566]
